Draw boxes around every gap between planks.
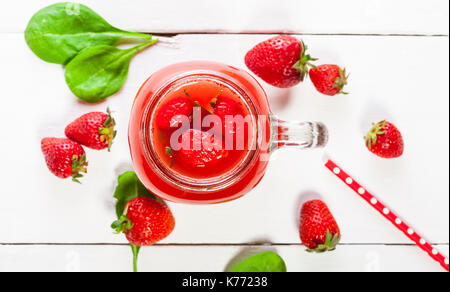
[151,32,449,37]
[0,243,448,247]
[1,31,448,37]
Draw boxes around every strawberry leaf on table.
[65,40,158,103]
[25,2,152,65]
[229,252,287,272]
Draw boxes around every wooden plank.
[2,0,448,35]
[0,244,447,272]
[0,33,448,245]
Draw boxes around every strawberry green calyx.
[71,154,88,183]
[165,146,173,156]
[307,230,341,253]
[365,120,387,150]
[99,107,117,152]
[333,68,349,94]
[293,41,318,80]
[165,146,174,167]
[111,214,134,234]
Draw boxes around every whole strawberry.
[112,197,175,247]
[309,64,349,96]
[365,120,404,158]
[41,137,87,182]
[175,129,228,169]
[245,35,316,88]
[156,96,193,130]
[300,200,341,252]
[211,95,248,143]
[65,108,116,151]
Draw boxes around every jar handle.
[269,115,329,151]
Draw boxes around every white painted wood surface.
[0,0,448,272]
[1,245,448,272]
[1,0,448,35]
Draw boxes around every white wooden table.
[0,0,448,272]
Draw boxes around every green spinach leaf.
[65,39,157,103]
[25,2,152,64]
[229,252,287,272]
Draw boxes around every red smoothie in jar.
[129,62,272,204]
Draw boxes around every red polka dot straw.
[325,159,449,272]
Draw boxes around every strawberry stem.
[183,89,191,99]
[211,89,223,104]
[131,244,141,273]
[111,206,140,272]
[292,41,318,80]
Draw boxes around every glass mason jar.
[129,61,328,204]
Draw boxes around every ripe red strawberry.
[174,129,228,168]
[212,95,244,120]
[299,200,341,252]
[211,96,248,143]
[156,96,194,130]
[112,196,175,247]
[309,64,349,96]
[65,108,116,151]
[245,35,317,88]
[365,120,404,158]
[41,137,88,182]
